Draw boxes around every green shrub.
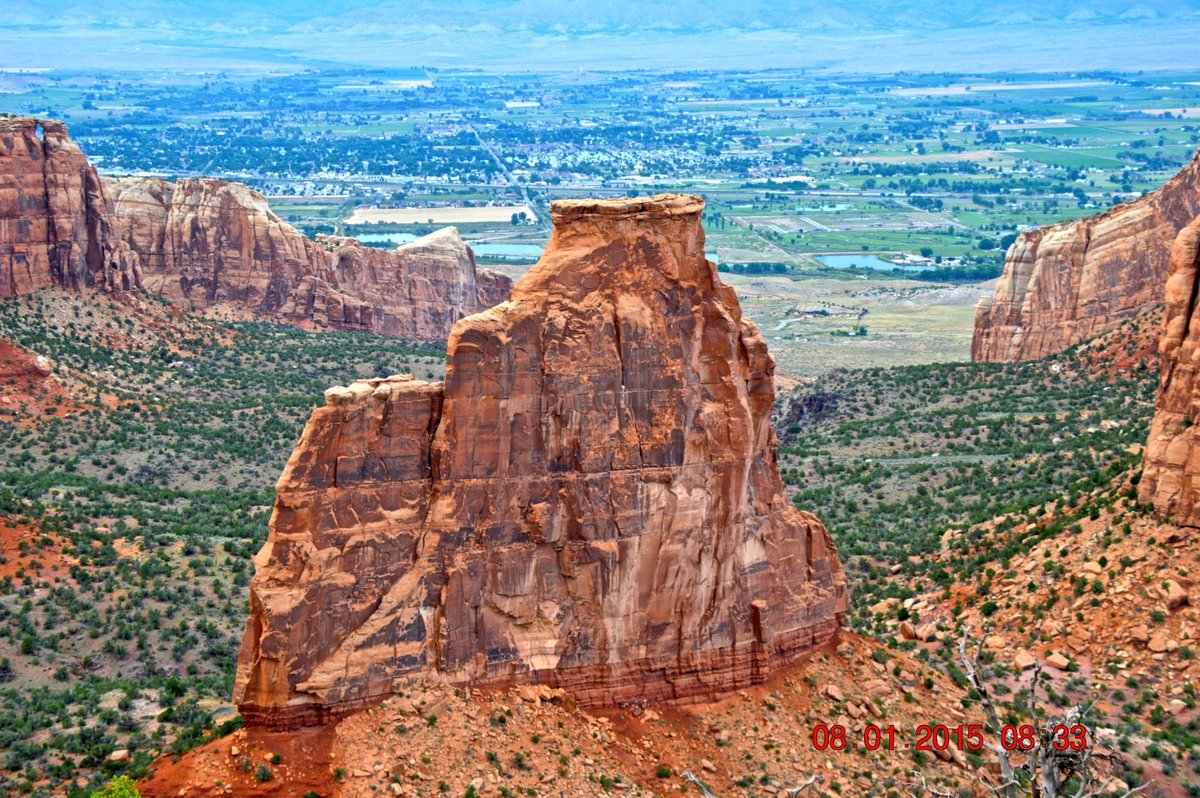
[91,777,140,798]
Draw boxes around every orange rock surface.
[1140,215,1200,525]
[972,147,1200,362]
[0,335,81,421]
[234,194,848,729]
[0,117,141,296]
[108,177,512,339]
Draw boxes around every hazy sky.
[4,1,1200,72]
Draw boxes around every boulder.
[1166,580,1190,610]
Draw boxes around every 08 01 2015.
[809,723,1088,752]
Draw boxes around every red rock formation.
[234,194,848,728]
[0,117,140,296]
[108,177,512,339]
[1140,216,1200,525]
[972,148,1200,362]
[107,177,314,313]
[2,114,510,339]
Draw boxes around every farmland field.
[2,66,1197,379]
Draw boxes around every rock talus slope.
[1140,215,1200,525]
[108,177,512,339]
[234,194,848,728]
[0,117,141,297]
[972,148,1200,362]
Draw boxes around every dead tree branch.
[784,774,825,796]
[909,769,958,798]
[681,771,718,798]
[960,626,1020,798]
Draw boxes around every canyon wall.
[0,117,140,297]
[1,117,511,340]
[234,194,848,729]
[1140,216,1200,526]
[972,148,1200,362]
[108,177,512,339]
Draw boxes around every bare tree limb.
[960,626,1019,798]
[952,629,1146,798]
[1083,780,1153,798]
[681,770,718,798]
[783,774,825,796]
[909,769,957,798]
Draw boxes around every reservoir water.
[816,254,932,272]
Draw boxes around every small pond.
[816,254,932,272]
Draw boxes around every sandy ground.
[841,150,1016,164]
[723,274,988,378]
[1137,107,1200,119]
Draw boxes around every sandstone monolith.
[234,194,848,728]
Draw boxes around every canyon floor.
[723,273,990,378]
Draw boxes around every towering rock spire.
[234,194,848,729]
[1141,216,1200,525]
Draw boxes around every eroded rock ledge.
[234,194,848,728]
[1,117,140,296]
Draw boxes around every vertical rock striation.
[234,194,848,728]
[107,177,512,339]
[1140,216,1200,525]
[0,117,141,297]
[972,148,1200,362]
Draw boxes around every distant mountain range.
[11,0,1200,33]
[4,0,1200,72]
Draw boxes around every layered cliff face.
[0,117,141,297]
[1140,216,1200,525]
[2,117,510,340]
[108,178,314,313]
[108,177,512,339]
[234,194,848,728]
[972,148,1200,362]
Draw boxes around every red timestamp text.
[810,724,1088,753]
